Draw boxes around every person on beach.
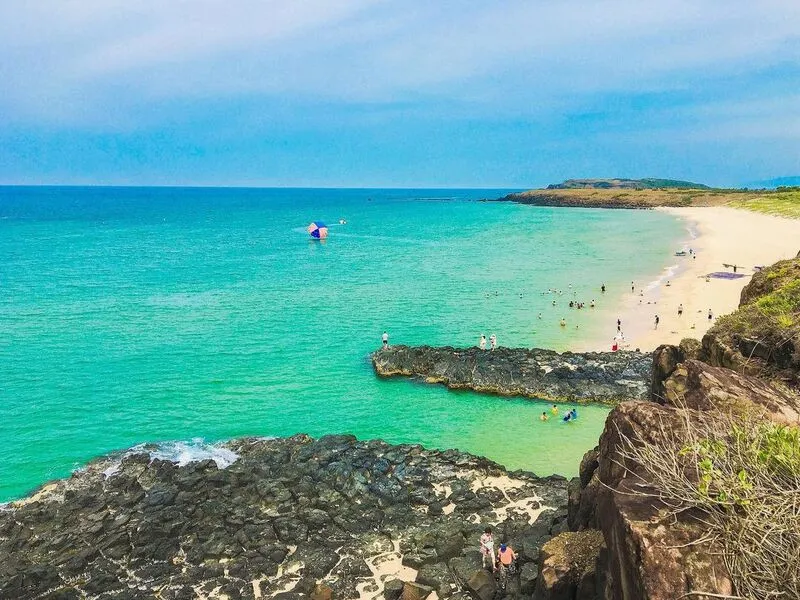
[601,283,606,293]
[678,304,684,316]
[590,299,595,308]
[654,315,660,329]
[560,318,566,327]
[540,411,549,421]
[551,404,559,415]
[382,331,389,348]
[631,282,635,293]
[490,334,497,350]
[480,527,496,571]
[479,335,487,350]
[708,309,713,321]
[617,318,622,332]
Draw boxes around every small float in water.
[307,221,328,240]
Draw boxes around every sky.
[0,1,798,188]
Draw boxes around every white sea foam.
[644,263,680,293]
[102,463,122,479]
[140,439,240,468]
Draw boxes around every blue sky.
[0,1,798,188]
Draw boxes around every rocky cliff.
[549,255,800,600]
[372,346,651,404]
[0,435,569,600]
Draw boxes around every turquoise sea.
[0,187,685,501]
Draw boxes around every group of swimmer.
[539,404,578,423]
[540,282,607,330]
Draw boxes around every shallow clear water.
[0,187,684,501]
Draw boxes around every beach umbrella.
[307,221,328,239]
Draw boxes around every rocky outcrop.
[568,402,735,600]
[0,435,568,600]
[569,347,800,598]
[661,359,800,424]
[372,346,652,404]
[533,530,605,600]
[699,256,800,387]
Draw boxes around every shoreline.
[579,207,800,352]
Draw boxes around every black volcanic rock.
[372,345,652,404]
[0,435,567,599]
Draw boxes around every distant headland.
[492,178,800,216]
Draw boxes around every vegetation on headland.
[499,181,800,217]
[711,256,800,379]
[546,178,710,190]
[618,407,800,599]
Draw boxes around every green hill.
[547,178,710,190]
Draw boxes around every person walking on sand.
[654,315,660,329]
[382,331,389,348]
[480,527,496,571]
[631,281,635,293]
[678,303,684,317]
[479,334,487,350]
[490,333,497,350]
[617,318,622,332]
[708,309,713,321]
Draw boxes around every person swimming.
[560,318,566,327]
[551,404,558,415]
[540,412,549,422]
[570,408,577,420]
[563,412,572,422]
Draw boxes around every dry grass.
[728,191,800,219]
[615,405,800,599]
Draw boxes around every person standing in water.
[490,333,497,350]
[540,411,549,421]
[479,334,487,350]
[601,283,606,293]
[382,331,389,348]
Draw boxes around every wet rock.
[0,435,566,599]
[372,345,652,404]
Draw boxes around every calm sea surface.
[0,187,685,501]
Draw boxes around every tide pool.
[0,187,685,501]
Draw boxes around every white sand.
[595,207,800,352]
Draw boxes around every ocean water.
[0,187,685,501]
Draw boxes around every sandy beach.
[591,207,800,352]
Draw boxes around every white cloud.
[0,0,798,128]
